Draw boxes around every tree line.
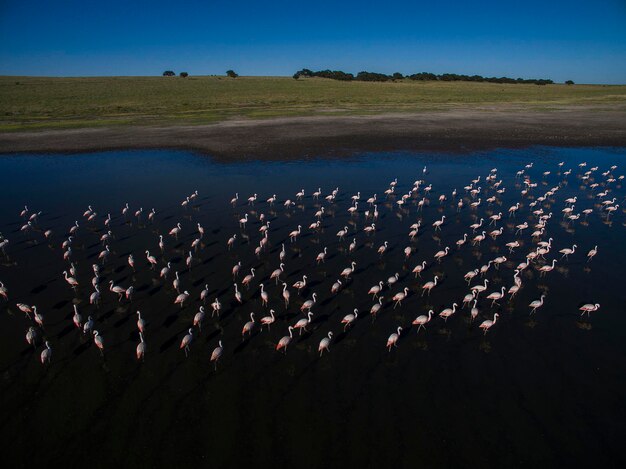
[162,70,238,78]
[293,68,557,85]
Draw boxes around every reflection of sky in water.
[0,146,624,467]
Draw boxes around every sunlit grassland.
[1,75,625,131]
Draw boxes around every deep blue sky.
[1,0,625,84]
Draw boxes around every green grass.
[1,75,625,131]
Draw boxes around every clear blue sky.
[1,0,625,84]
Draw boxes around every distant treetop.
[180,72,189,78]
[565,80,575,85]
[226,70,239,78]
[162,70,175,77]
[293,68,554,85]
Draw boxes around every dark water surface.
[0,147,625,468]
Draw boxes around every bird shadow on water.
[52,299,70,310]
[113,314,132,329]
[73,341,91,357]
[148,286,162,297]
[233,337,255,355]
[162,313,178,328]
[159,334,179,353]
[30,284,47,295]
[56,324,74,340]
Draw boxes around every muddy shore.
[1,107,625,159]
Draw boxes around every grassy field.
[1,75,625,131]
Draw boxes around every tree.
[565,80,575,85]
[392,72,404,80]
[179,72,188,78]
[226,70,239,78]
[162,70,175,77]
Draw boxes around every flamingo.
[462,291,476,308]
[318,332,333,356]
[211,297,222,317]
[136,311,146,333]
[173,271,181,293]
[377,241,388,256]
[276,326,294,353]
[63,270,79,289]
[292,275,307,291]
[169,223,182,239]
[40,341,52,364]
[93,330,104,356]
[479,313,499,335]
[289,225,302,242]
[270,263,285,283]
[412,310,433,332]
[242,313,256,338]
[434,247,449,263]
[316,247,328,264]
[363,223,376,234]
[89,286,101,306]
[370,296,384,319]
[386,327,402,351]
[559,245,577,259]
[194,306,206,331]
[174,290,190,308]
[260,309,276,330]
[341,262,357,279]
[282,283,290,308]
[456,234,468,248]
[180,328,193,356]
[439,303,458,322]
[336,226,349,240]
[200,284,210,303]
[301,293,317,312]
[242,268,256,288]
[109,280,126,301]
[579,303,600,317]
[210,341,224,370]
[493,256,507,269]
[341,309,358,331]
[469,218,484,232]
[26,326,37,349]
[387,273,399,286]
[234,283,242,304]
[587,246,597,262]
[368,281,384,299]
[421,276,439,296]
[486,287,506,306]
[392,288,409,308]
[145,250,157,269]
[528,294,546,314]
[538,259,557,276]
[470,300,479,321]
[72,305,82,329]
[412,261,427,278]
[293,312,313,334]
[136,333,146,361]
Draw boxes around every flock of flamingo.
[1,158,623,370]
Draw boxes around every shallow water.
[0,147,625,467]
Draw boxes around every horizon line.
[1,74,623,86]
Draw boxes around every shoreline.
[1,107,625,160]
